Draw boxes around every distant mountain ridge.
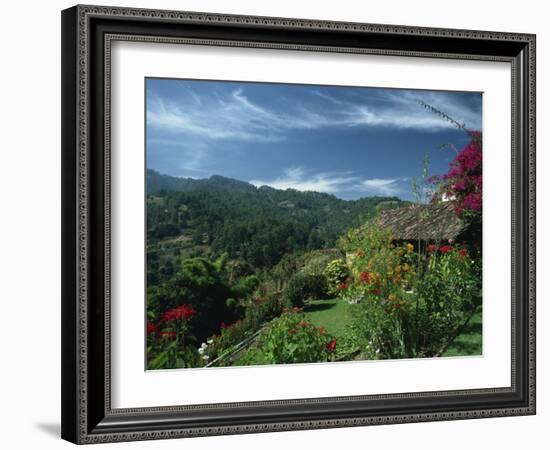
[147,169,405,203]
[147,170,258,195]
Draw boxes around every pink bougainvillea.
[432,131,482,221]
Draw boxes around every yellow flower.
[406,243,414,253]
[395,265,402,274]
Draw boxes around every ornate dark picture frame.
[61,4,536,444]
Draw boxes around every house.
[372,202,479,249]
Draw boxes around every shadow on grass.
[303,301,336,313]
[461,317,482,335]
[447,339,481,355]
[444,310,483,356]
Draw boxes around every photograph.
[144,78,483,370]
[57,3,536,444]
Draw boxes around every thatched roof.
[373,202,466,241]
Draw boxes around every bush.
[285,273,328,307]
[230,274,260,299]
[339,226,416,358]
[206,293,288,364]
[151,257,232,341]
[407,245,480,356]
[237,311,337,365]
[337,223,480,359]
[300,250,342,276]
[323,259,349,296]
[146,304,201,369]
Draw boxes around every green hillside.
[146,170,408,285]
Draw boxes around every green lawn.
[302,298,353,339]
[442,310,482,357]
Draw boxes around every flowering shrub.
[338,225,416,304]
[337,225,417,358]
[147,303,200,369]
[430,132,482,223]
[162,304,196,322]
[323,259,350,296]
[336,223,480,359]
[205,293,289,365]
[237,311,336,365]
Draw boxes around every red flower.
[459,249,469,257]
[337,282,348,290]
[162,304,196,323]
[317,326,326,334]
[359,271,371,284]
[146,322,157,336]
[426,244,438,253]
[325,338,337,353]
[371,289,381,296]
[439,245,453,254]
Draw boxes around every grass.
[442,310,482,357]
[302,298,353,339]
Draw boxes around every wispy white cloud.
[359,178,407,196]
[319,89,481,131]
[250,168,409,197]
[147,93,282,143]
[147,86,481,144]
[250,167,359,194]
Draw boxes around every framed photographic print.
[61,4,536,444]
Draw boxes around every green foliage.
[285,273,328,308]
[349,299,409,359]
[146,171,407,287]
[339,223,480,359]
[323,259,349,296]
[146,305,200,369]
[237,311,336,365]
[337,224,416,358]
[408,247,481,356]
[299,250,343,276]
[230,274,260,299]
[206,293,289,364]
[147,257,233,344]
[145,169,481,369]
[442,309,482,357]
[147,340,201,370]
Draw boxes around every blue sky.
[146,78,481,201]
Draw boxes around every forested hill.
[148,169,257,194]
[146,169,408,270]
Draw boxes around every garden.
[146,109,483,370]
